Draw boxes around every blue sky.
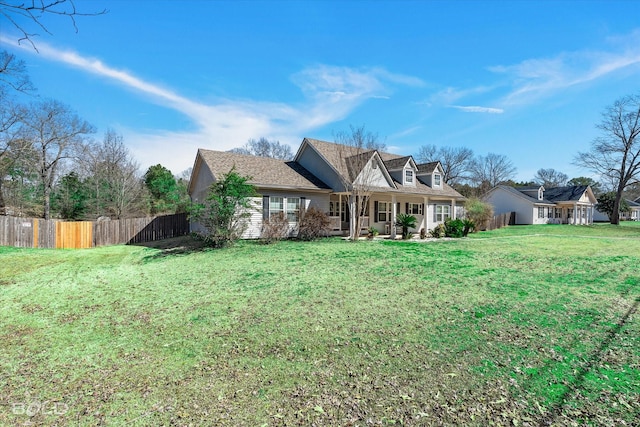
[1,0,639,181]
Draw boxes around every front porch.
[328,193,464,238]
[543,203,595,225]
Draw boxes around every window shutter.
[397,202,400,215]
[300,197,306,221]
[405,203,409,214]
[374,201,379,220]
[263,195,269,220]
[433,205,437,222]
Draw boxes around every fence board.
[486,212,516,231]
[0,213,189,249]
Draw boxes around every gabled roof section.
[416,161,440,174]
[626,198,640,207]
[191,148,331,192]
[383,155,414,171]
[543,186,592,203]
[345,150,377,182]
[486,185,555,205]
[296,137,465,199]
[301,138,399,187]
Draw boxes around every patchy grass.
[1,225,639,426]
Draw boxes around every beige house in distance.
[189,138,466,239]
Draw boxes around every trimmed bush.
[445,218,465,238]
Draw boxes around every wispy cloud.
[489,29,640,105]
[0,36,422,172]
[426,85,495,106]
[450,105,504,114]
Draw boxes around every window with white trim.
[408,203,423,215]
[405,169,414,184]
[378,202,390,222]
[270,196,284,218]
[538,207,545,218]
[434,173,442,187]
[433,205,450,222]
[268,196,302,222]
[287,197,300,222]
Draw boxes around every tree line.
[0,51,189,220]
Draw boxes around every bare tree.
[469,153,517,190]
[0,50,35,93]
[0,0,107,50]
[334,124,386,240]
[229,137,294,160]
[416,144,474,186]
[82,129,144,219]
[533,168,568,188]
[21,99,94,219]
[575,94,640,225]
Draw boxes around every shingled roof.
[195,149,331,191]
[383,156,412,170]
[543,186,591,202]
[301,138,464,198]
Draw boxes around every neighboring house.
[594,198,640,222]
[621,199,640,221]
[189,138,466,238]
[483,185,597,225]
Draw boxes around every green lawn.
[1,223,639,426]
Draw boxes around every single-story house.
[188,137,466,239]
[483,185,597,225]
[624,199,640,221]
[594,198,640,222]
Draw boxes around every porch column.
[390,195,397,239]
[338,194,342,232]
[573,202,578,224]
[423,196,429,232]
[349,195,356,238]
[451,198,456,219]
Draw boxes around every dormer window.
[405,169,414,184]
[434,173,441,187]
[538,187,544,200]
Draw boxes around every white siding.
[354,159,393,188]
[190,164,215,204]
[244,191,331,239]
[485,188,537,225]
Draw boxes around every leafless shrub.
[261,212,290,243]
[298,207,331,241]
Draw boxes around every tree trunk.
[0,180,5,215]
[611,184,626,225]
[43,186,51,220]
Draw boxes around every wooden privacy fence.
[0,213,189,249]
[485,211,516,231]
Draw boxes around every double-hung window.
[538,207,545,218]
[268,196,302,221]
[405,169,414,184]
[269,197,284,218]
[286,197,300,222]
[434,205,450,222]
[434,173,442,187]
[377,202,389,222]
[408,203,423,215]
